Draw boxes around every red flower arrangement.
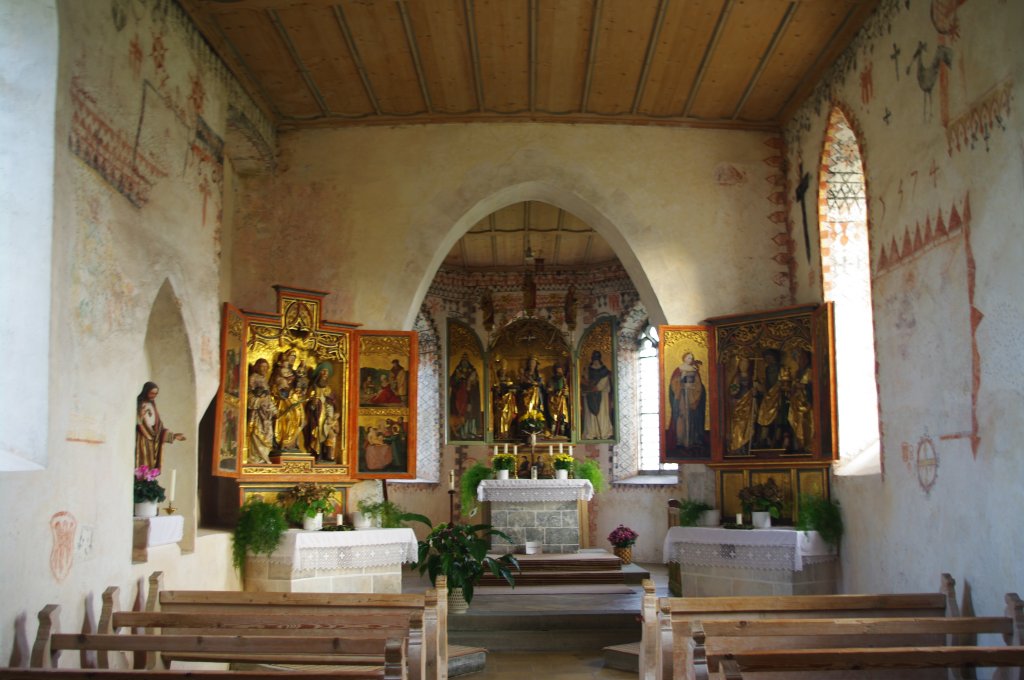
[607,524,639,548]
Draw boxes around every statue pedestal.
[269,452,316,465]
[477,479,594,554]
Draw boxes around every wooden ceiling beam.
[267,9,330,115]
[731,1,797,120]
[579,0,604,113]
[397,1,434,113]
[683,0,733,117]
[464,0,485,111]
[331,4,381,115]
[528,0,537,112]
[631,0,669,115]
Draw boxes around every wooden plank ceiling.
[180,0,879,132]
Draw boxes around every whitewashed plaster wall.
[784,0,1023,614]
[0,1,257,663]
[232,122,793,331]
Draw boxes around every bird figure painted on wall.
[907,41,953,122]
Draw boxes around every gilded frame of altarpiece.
[703,303,837,524]
[212,286,418,505]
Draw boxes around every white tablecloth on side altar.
[477,478,595,503]
[135,514,184,547]
[662,526,835,572]
[279,527,419,571]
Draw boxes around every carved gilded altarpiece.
[212,287,418,505]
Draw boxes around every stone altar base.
[488,499,580,554]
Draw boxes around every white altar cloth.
[477,478,595,503]
[662,526,835,572]
[278,527,418,573]
[135,514,184,547]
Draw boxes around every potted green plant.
[491,452,517,480]
[675,499,714,527]
[355,498,427,529]
[552,452,575,479]
[133,465,166,518]
[797,494,844,548]
[278,482,337,530]
[413,522,519,612]
[574,459,605,492]
[232,497,288,575]
[738,478,784,528]
[459,462,493,517]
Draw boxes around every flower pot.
[699,509,721,527]
[134,501,158,519]
[496,469,510,480]
[613,546,633,564]
[751,511,772,529]
[448,586,470,614]
[555,469,569,480]
[303,512,323,531]
[353,512,372,529]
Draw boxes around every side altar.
[662,525,838,597]
[477,479,594,554]
[244,527,418,594]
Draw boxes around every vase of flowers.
[738,478,784,528]
[552,452,574,479]
[491,452,517,480]
[133,465,166,518]
[278,482,337,529]
[608,524,638,564]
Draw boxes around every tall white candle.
[168,470,176,503]
[493,445,498,455]
[449,469,455,490]
[548,444,553,455]
[513,445,519,455]
[504,443,509,454]
[568,445,574,456]
[559,443,563,453]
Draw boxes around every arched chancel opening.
[819,106,881,475]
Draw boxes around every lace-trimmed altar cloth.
[278,527,418,572]
[662,526,835,572]
[477,478,595,503]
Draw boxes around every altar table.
[663,526,838,597]
[244,527,418,594]
[477,479,594,554]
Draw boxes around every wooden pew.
[131,571,448,680]
[26,604,406,680]
[4,671,404,680]
[640,573,961,680]
[698,592,1024,680]
[712,646,1024,679]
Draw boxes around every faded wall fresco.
[785,0,1024,609]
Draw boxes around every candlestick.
[449,469,455,491]
[168,470,176,503]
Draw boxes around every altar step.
[602,641,641,673]
[447,594,642,652]
[477,549,634,587]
